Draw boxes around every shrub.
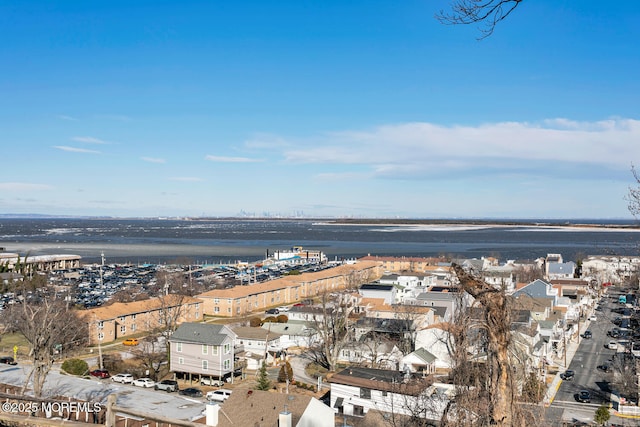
[61,358,89,376]
[278,361,294,383]
[276,314,288,323]
[263,316,277,323]
[249,317,262,327]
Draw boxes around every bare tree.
[2,297,88,397]
[131,335,167,381]
[304,292,355,372]
[154,293,189,352]
[443,264,527,427]
[627,164,640,219]
[437,0,523,39]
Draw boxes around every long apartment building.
[196,260,382,317]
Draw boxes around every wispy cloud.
[56,114,78,121]
[169,177,204,182]
[72,136,108,144]
[271,118,640,181]
[0,182,53,191]
[205,155,263,163]
[53,145,101,154]
[141,157,166,164]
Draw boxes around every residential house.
[359,283,397,305]
[233,325,283,357]
[84,294,203,345]
[414,325,453,371]
[287,305,332,323]
[328,366,447,423]
[260,322,317,349]
[338,339,403,369]
[203,389,335,427]
[169,323,237,383]
[400,347,438,375]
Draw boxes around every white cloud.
[272,117,640,181]
[56,114,78,121]
[169,177,204,182]
[141,157,166,164]
[0,182,53,191]
[205,155,263,163]
[72,136,108,144]
[53,145,101,154]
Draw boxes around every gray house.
[169,322,237,383]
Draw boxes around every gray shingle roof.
[169,323,232,345]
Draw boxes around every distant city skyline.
[2,1,639,219]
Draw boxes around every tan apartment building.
[84,294,204,345]
[359,255,448,274]
[197,260,383,317]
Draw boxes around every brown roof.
[233,326,282,340]
[328,367,433,396]
[212,389,315,427]
[82,294,202,321]
[197,261,381,299]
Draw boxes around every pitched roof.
[82,294,202,321]
[210,389,317,427]
[169,322,233,345]
[328,367,433,396]
[232,326,281,340]
[411,347,437,364]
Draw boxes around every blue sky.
[2,0,639,219]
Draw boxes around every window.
[131,314,136,320]
[227,307,231,313]
[224,343,230,354]
[214,307,220,313]
[236,307,240,314]
[97,332,104,340]
[381,390,388,397]
[97,321,104,329]
[120,325,126,333]
[176,342,182,352]
[353,405,364,416]
[178,357,184,365]
[227,298,231,304]
[223,359,230,370]
[202,360,208,370]
[119,316,125,322]
[202,344,208,355]
[214,298,219,304]
[360,388,371,399]
[131,324,136,331]
[212,346,219,356]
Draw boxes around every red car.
[89,369,110,379]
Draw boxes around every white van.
[206,389,232,402]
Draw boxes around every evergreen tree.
[594,406,610,426]
[256,362,271,391]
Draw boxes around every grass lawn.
[0,332,29,357]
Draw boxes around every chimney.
[205,402,220,426]
[279,407,292,427]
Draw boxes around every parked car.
[608,341,618,350]
[179,387,203,398]
[200,377,224,387]
[112,373,134,384]
[155,379,179,392]
[206,389,232,402]
[133,378,156,388]
[588,315,597,321]
[582,330,592,339]
[560,370,575,381]
[577,390,591,403]
[597,364,611,373]
[265,308,279,315]
[122,338,139,346]
[89,369,110,379]
[0,356,17,365]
